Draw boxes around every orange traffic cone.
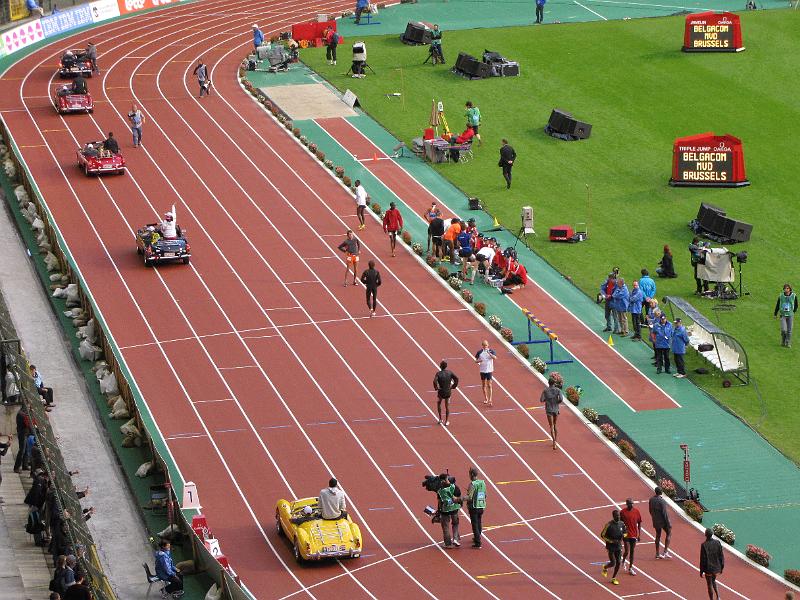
[372,152,379,163]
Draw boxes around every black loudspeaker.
[468,197,482,210]
[455,52,471,72]
[548,109,573,133]
[718,218,753,242]
[570,120,592,140]
[697,202,725,231]
[499,62,520,77]
[401,22,431,44]
[708,213,729,237]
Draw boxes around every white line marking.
[573,0,609,19]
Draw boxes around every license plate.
[163,252,175,258]
[324,546,338,554]
[102,165,112,169]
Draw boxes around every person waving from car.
[161,212,177,239]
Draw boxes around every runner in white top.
[475,339,497,406]
[354,179,369,230]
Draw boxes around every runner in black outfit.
[433,361,459,426]
[601,509,627,586]
[360,260,382,317]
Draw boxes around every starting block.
[512,308,573,366]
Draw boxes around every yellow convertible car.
[275,497,362,562]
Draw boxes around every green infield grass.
[303,10,800,462]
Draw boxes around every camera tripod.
[423,44,445,65]
[346,61,375,76]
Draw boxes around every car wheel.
[88,109,93,114]
[293,541,303,563]
[182,257,190,265]
[351,553,360,559]
[276,518,284,537]
[136,246,142,255]
[144,258,152,268]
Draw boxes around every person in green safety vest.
[774,283,798,347]
[466,467,486,548]
[436,473,461,548]
[465,101,481,146]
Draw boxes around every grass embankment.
[303,10,800,461]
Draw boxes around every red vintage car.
[76,142,126,176]
[54,86,93,114]
[59,50,93,78]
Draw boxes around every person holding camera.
[437,473,461,548]
[466,467,486,548]
[430,24,444,64]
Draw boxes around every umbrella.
[429,99,440,136]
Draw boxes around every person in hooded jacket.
[653,313,673,374]
[628,280,644,340]
[671,318,690,378]
[611,278,630,336]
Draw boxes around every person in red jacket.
[503,258,528,288]
[382,202,404,257]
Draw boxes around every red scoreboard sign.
[683,12,744,52]
[670,133,750,188]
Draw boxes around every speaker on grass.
[401,22,431,44]
[697,202,726,231]
[570,120,592,139]
[455,52,471,72]
[547,109,573,134]
[727,218,753,243]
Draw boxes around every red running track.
[0,1,787,598]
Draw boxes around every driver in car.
[160,212,177,239]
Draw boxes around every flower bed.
[639,459,656,479]
[745,544,770,567]
[712,523,735,545]
[582,407,599,423]
[488,314,502,330]
[600,423,618,440]
[618,439,636,460]
[461,289,473,304]
[683,499,703,523]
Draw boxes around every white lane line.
[573,0,609,19]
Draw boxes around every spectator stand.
[663,296,749,385]
[0,289,116,599]
[511,308,573,365]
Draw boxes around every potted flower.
[437,266,451,280]
[371,202,382,214]
[784,570,800,586]
[411,242,423,256]
[461,289,473,304]
[300,135,309,146]
[500,327,513,342]
[531,356,546,373]
[316,150,325,161]
[308,142,317,154]
[683,500,704,523]
[618,439,636,460]
[600,423,618,440]
[474,302,486,317]
[401,231,413,245]
[565,385,582,406]
[745,545,770,567]
[342,175,352,187]
[516,343,529,358]
[639,460,656,479]
[334,166,345,178]
[448,276,462,291]
[488,315,502,330]
[582,407,599,423]
[658,478,677,499]
[324,159,334,170]
[711,523,735,545]
[426,255,439,268]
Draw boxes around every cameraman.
[430,24,444,64]
[437,473,461,548]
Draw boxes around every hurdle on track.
[511,308,573,366]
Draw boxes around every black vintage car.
[136,225,191,267]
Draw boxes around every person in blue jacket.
[155,540,183,596]
[535,0,546,23]
[252,24,264,52]
[628,280,644,340]
[638,268,656,330]
[355,0,369,24]
[611,278,630,336]
[652,313,673,374]
[671,318,690,378]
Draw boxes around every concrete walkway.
[0,193,153,600]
